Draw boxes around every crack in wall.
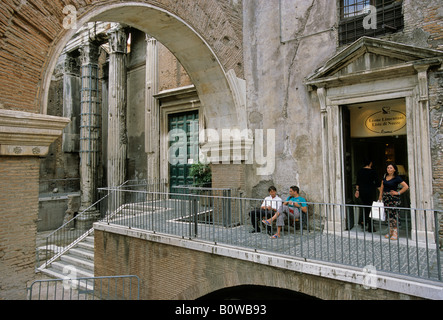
[281,0,315,120]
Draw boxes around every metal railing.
[38,194,107,270]
[39,178,80,195]
[98,184,442,283]
[28,275,140,300]
[36,180,149,269]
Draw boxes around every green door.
[168,111,199,191]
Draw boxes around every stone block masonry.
[0,157,40,300]
[94,225,432,300]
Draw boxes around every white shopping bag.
[370,201,385,221]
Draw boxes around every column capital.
[79,41,99,66]
[108,25,127,54]
[145,34,157,44]
[63,54,80,75]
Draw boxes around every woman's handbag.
[370,201,385,221]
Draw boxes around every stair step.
[84,235,94,243]
[77,241,94,251]
[38,268,94,292]
[50,260,94,278]
[60,254,94,271]
[38,232,95,289]
[69,247,94,261]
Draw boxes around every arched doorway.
[41,2,246,132]
[197,285,319,300]
[39,1,249,198]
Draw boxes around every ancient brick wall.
[94,228,423,300]
[0,157,40,299]
[401,0,443,49]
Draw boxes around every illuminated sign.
[364,107,406,134]
[350,100,407,138]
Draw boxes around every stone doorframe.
[155,86,202,185]
[306,37,443,242]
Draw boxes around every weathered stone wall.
[399,0,443,49]
[243,0,337,201]
[243,0,443,209]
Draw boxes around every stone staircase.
[39,234,94,280]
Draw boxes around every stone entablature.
[0,109,70,157]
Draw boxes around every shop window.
[338,0,404,46]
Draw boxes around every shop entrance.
[342,98,410,229]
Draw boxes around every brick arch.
[0,0,245,129]
[172,267,318,300]
[197,284,317,300]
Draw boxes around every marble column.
[78,41,101,228]
[107,25,128,210]
[145,35,160,182]
[62,53,81,153]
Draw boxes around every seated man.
[248,186,282,233]
[262,185,307,238]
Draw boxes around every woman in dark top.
[378,163,409,240]
[355,159,379,232]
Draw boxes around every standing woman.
[378,163,409,240]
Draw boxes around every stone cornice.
[0,109,70,156]
[305,37,443,90]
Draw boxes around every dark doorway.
[342,99,410,229]
[197,285,319,300]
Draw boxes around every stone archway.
[0,0,245,299]
[197,285,318,300]
[39,1,246,131]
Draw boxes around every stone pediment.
[306,36,443,88]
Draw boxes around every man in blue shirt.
[262,185,308,238]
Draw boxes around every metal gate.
[28,275,140,300]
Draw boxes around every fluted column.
[107,25,128,194]
[145,35,159,181]
[62,54,81,153]
[78,41,100,219]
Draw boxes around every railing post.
[192,196,198,237]
[435,210,441,281]
[43,182,443,284]
[222,189,232,227]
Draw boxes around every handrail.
[40,182,442,283]
[95,185,443,283]
[28,275,140,300]
[39,180,131,270]
[39,194,108,270]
